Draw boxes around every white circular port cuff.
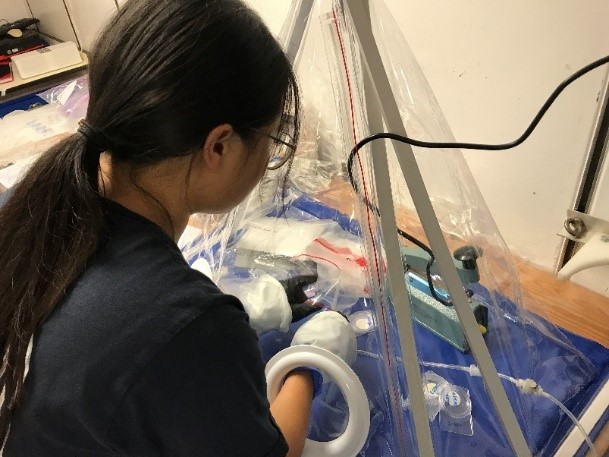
[265,345,370,457]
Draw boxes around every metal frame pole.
[362,63,437,455]
[281,0,315,66]
[345,1,532,455]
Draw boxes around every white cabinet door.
[26,0,79,46]
[2,0,32,22]
[63,0,118,52]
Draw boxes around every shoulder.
[89,203,249,323]
[106,288,288,457]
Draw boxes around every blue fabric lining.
[263,193,609,456]
[186,191,609,455]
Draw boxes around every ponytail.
[0,0,301,442]
[0,134,103,440]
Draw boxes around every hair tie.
[77,119,112,152]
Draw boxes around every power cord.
[398,227,452,306]
[347,54,609,305]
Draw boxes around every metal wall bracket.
[558,210,609,280]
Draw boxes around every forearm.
[270,370,313,457]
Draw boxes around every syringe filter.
[349,310,376,335]
[440,386,472,419]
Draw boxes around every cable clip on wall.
[558,210,609,280]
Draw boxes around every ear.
[200,124,235,169]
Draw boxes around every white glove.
[191,259,292,335]
[217,274,292,335]
[191,258,213,279]
[291,311,357,367]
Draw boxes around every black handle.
[453,245,483,270]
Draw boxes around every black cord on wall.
[346,55,609,304]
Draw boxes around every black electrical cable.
[350,54,609,157]
[352,179,451,304]
[347,54,609,305]
[398,228,452,306]
[352,182,451,305]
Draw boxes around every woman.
[0,0,355,455]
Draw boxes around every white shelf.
[0,51,88,98]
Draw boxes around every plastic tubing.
[417,361,598,456]
[540,391,598,457]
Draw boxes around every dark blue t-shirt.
[4,197,288,456]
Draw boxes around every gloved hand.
[192,259,322,333]
[278,273,322,322]
[216,274,293,335]
[291,310,357,384]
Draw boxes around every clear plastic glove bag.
[178,1,599,455]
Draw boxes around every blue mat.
[259,193,609,456]
[183,191,609,456]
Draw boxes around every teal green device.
[400,245,488,352]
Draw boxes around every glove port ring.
[265,345,369,457]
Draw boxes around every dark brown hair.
[0,0,299,440]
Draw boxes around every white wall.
[1,0,31,22]
[591,152,609,221]
[384,0,609,296]
[244,0,291,35]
